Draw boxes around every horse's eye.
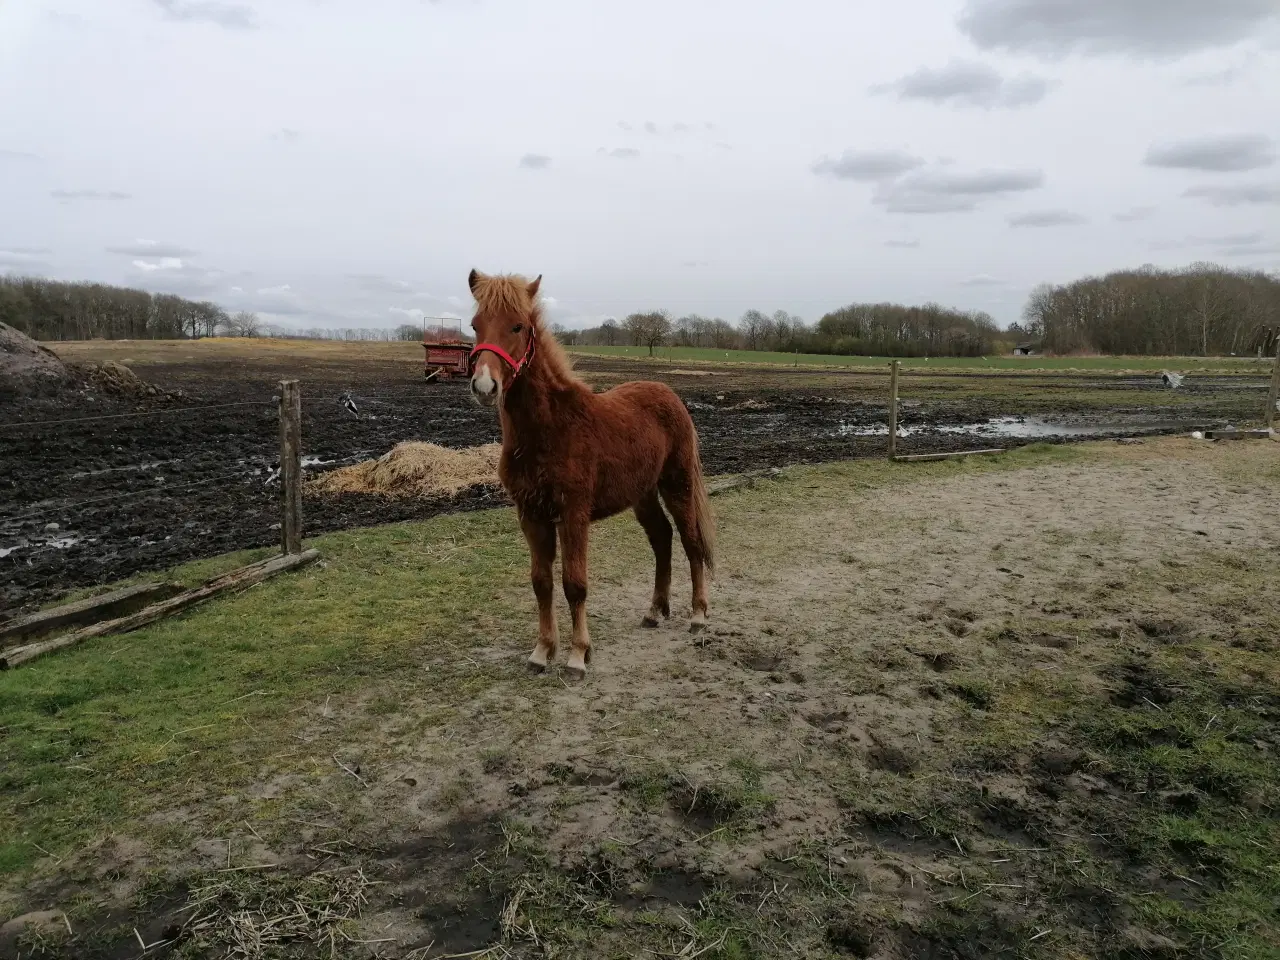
[512,323,524,333]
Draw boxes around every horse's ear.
[468,268,482,295]
[526,274,542,299]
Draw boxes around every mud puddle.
[837,415,1214,440]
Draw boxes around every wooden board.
[0,582,184,650]
[1203,429,1271,441]
[893,448,1007,463]
[1,550,319,670]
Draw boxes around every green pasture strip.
[569,345,1272,374]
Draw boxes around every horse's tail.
[689,432,716,577]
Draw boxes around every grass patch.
[569,345,1272,373]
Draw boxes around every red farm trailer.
[422,319,471,383]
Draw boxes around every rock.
[0,910,65,938]
[44,522,60,533]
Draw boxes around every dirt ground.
[2,438,1277,958]
[1,339,1271,615]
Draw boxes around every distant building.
[1013,342,1035,356]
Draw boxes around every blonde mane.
[472,272,579,387]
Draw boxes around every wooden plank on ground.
[893,448,1007,463]
[708,468,783,496]
[1203,429,1270,441]
[0,581,185,650]
[1,549,319,670]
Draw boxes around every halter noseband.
[469,332,536,380]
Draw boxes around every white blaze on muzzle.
[470,358,500,400]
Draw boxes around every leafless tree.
[624,311,672,356]
[737,309,769,350]
[227,310,261,337]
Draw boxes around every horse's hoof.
[561,665,587,682]
[642,616,659,628]
[689,619,707,634]
[526,659,547,675]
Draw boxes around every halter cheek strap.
[469,333,536,380]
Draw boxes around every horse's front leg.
[558,515,592,680]
[521,515,558,673]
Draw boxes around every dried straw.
[308,442,501,498]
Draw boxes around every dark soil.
[1,352,1267,615]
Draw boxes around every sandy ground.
[7,437,1276,958]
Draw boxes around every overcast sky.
[2,0,1278,330]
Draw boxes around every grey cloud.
[1221,242,1280,257]
[1183,183,1280,206]
[1145,133,1275,172]
[1009,209,1088,227]
[153,0,257,30]
[51,190,131,201]
[0,149,43,162]
[1113,206,1156,222]
[601,147,640,159]
[346,273,415,294]
[874,168,1045,214]
[106,240,198,257]
[0,249,51,270]
[1182,66,1245,86]
[959,274,1006,286]
[884,239,921,248]
[272,128,301,142]
[519,153,551,170]
[128,260,227,296]
[1149,231,1269,253]
[811,150,924,182]
[617,121,632,131]
[877,60,1049,108]
[644,121,658,135]
[245,284,307,315]
[958,0,1279,58]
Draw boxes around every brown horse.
[467,269,715,680]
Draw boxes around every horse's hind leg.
[659,484,709,632]
[558,515,593,681]
[633,491,672,627]
[521,515,558,672]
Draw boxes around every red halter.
[469,333,536,380]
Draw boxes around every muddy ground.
[2,439,1277,958]
[1,341,1271,614]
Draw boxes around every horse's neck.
[499,349,579,447]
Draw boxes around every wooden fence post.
[888,360,900,460]
[1267,341,1280,432]
[278,380,303,555]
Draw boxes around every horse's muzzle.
[470,370,500,406]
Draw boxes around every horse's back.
[597,379,693,432]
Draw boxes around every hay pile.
[309,441,501,498]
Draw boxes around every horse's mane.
[472,273,580,389]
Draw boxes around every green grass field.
[569,345,1273,373]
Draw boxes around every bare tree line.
[1019,263,1280,357]
[7,263,1278,358]
[561,303,999,357]
[0,276,262,341]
